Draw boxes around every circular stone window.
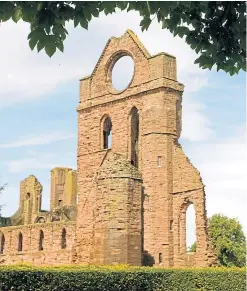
[111,56,134,92]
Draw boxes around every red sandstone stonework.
[0,30,215,267]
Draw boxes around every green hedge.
[0,265,245,291]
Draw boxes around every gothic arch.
[178,199,195,254]
[100,114,112,150]
[128,106,139,168]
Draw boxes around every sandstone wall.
[76,29,215,267]
[50,168,77,210]
[0,222,75,265]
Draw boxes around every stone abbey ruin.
[0,30,215,267]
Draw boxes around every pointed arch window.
[0,233,5,254]
[130,107,139,168]
[103,117,112,149]
[18,232,23,252]
[39,230,44,251]
[61,228,67,249]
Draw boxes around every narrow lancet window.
[103,117,112,149]
[18,232,23,252]
[159,253,163,264]
[0,233,5,254]
[61,228,67,249]
[130,107,139,168]
[39,230,44,251]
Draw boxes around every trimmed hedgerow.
[0,265,245,291]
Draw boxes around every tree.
[188,241,196,252]
[0,183,6,216]
[189,214,246,267]
[0,1,246,75]
[209,214,246,267]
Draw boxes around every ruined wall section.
[172,142,215,266]
[9,176,43,226]
[50,168,77,210]
[0,222,75,265]
[173,143,204,193]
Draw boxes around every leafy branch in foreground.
[0,1,246,75]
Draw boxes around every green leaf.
[27,28,46,41]
[45,44,56,57]
[37,40,46,52]
[90,8,99,18]
[175,26,190,38]
[83,6,92,21]
[103,2,116,15]
[74,17,79,27]
[1,1,14,22]
[29,37,38,50]
[117,1,128,10]
[140,17,152,32]
[21,4,37,22]
[79,17,88,29]
[56,41,64,52]
[159,5,169,17]
[12,6,22,23]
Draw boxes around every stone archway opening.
[186,204,196,253]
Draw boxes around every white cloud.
[0,186,20,217]
[0,131,76,149]
[6,151,76,173]
[181,95,215,142]
[183,128,247,235]
[0,11,209,109]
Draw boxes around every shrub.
[0,265,245,291]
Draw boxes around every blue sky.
[0,10,246,247]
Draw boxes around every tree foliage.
[190,214,246,267]
[0,1,246,75]
[188,241,196,252]
[209,214,246,267]
[0,183,6,216]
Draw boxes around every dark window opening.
[18,233,23,252]
[170,220,173,231]
[61,228,67,249]
[58,200,63,206]
[26,192,30,199]
[130,107,139,168]
[39,230,44,251]
[159,253,163,264]
[103,117,112,149]
[0,234,5,254]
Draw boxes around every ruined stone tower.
[74,30,214,267]
[0,30,214,267]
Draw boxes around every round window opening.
[111,56,134,92]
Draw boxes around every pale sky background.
[0,10,246,248]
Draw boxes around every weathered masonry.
[0,30,215,267]
[0,168,77,265]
